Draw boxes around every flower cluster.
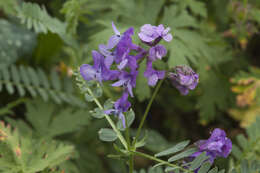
[80,22,198,127]
[192,128,232,162]
[168,66,199,95]
[187,128,232,172]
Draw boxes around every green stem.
[132,79,164,146]
[87,88,128,149]
[131,151,193,173]
[129,154,134,173]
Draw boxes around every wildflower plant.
[76,22,232,173]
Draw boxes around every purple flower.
[168,65,199,95]
[80,50,119,83]
[112,70,138,97]
[191,128,232,164]
[138,24,172,44]
[104,91,131,128]
[98,22,121,66]
[149,45,167,61]
[144,61,165,86]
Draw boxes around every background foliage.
[0,0,260,172]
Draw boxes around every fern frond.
[16,2,76,46]
[0,65,85,107]
[0,19,36,68]
[0,121,74,173]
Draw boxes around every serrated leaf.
[98,128,117,142]
[155,140,190,157]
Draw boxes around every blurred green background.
[0,0,260,172]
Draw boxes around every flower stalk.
[132,78,165,147]
[86,87,128,149]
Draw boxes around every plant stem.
[131,151,193,173]
[129,154,134,173]
[87,88,128,149]
[132,79,164,146]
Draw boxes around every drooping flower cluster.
[192,128,232,163]
[80,22,198,127]
[168,65,199,95]
[183,128,232,173]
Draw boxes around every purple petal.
[138,32,155,42]
[112,79,126,87]
[119,112,126,128]
[163,33,173,42]
[107,35,121,49]
[148,74,158,86]
[117,59,128,70]
[104,55,114,68]
[112,21,120,36]
[127,82,134,97]
[104,109,115,115]
[92,50,103,69]
[157,70,165,79]
[80,64,96,81]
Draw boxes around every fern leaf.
[16,2,76,46]
[0,122,74,173]
[0,19,36,68]
[0,65,85,107]
[24,99,90,138]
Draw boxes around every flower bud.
[168,65,199,95]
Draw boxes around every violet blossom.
[104,91,131,128]
[112,70,138,97]
[144,61,165,86]
[148,45,167,61]
[138,24,173,45]
[80,50,119,83]
[191,128,232,164]
[168,65,199,95]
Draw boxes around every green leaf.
[17,2,76,46]
[208,167,218,173]
[0,19,36,68]
[165,167,179,172]
[24,99,90,138]
[98,128,118,142]
[155,140,190,157]
[241,160,249,173]
[231,145,243,160]
[104,99,114,110]
[189,152,208,171]
[90,107,105,119]
[198,162,211,173]
[0,122,74,172]
[236,134,248,150]
[168,148,197,162]
[117,109,135,130]
[85,93,94,102]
